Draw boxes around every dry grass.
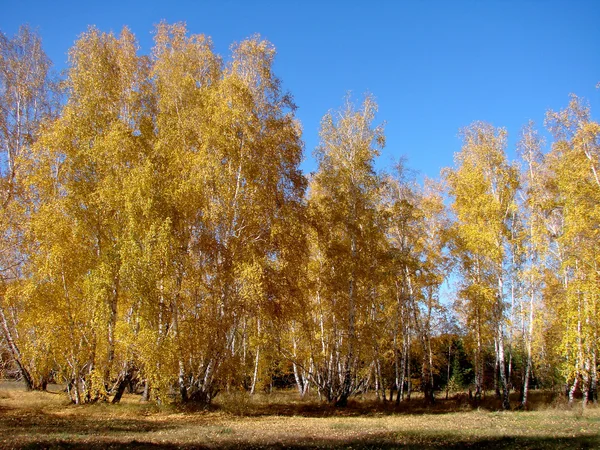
[0,382,598,449]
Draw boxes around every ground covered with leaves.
[0,383,598,449]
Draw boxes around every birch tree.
[0,25,58,390]
[545,96,600,407]
[445,122,519,409]
[147,24,306,404]
[516,121,549,407]
[307,95,386,406]
[23,26,148,403]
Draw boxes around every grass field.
[0,382,598,449]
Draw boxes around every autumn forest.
[1,23,598,412]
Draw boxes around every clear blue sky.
[2,0,599,180]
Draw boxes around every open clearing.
[0,383,598,449]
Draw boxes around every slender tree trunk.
[508,277,515,384]
[521,288,534,408]
[427,328,435,404]
[474,312,482,402]
[250,347,260,395]
[292,361,304,396]
[496,276,510,410]
[141,379,150,402]
[171,270,188,403]
[72,368,82,405]
[571,291,583,407]
[408,272,433,405]
[250,316,262,395]
[178,361,188,402]
[374,361,380,400]
[304,360,313,397]
[291,324,306,397]
[446,343,451,400]
[569,374,579,406]
[337,236,357,407]
[494,338,500,399]
[105,275,119,387]
[378,358,386,401]
[397,335,407,405]
[0,305,34,390]
[497,320,510,409]
[112,367,133,404]
[406,340,412,402]
[590,347,598,404]
[582,358,590,408]
[394,280,402,403]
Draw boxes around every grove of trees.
[0,24,598,409]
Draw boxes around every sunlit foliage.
[0,23,597,409]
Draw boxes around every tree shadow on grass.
[11,434,600,449]
[0,408,175,438]
[269,434,599,450]
[207,390,567,418]
[206,397,505,418]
